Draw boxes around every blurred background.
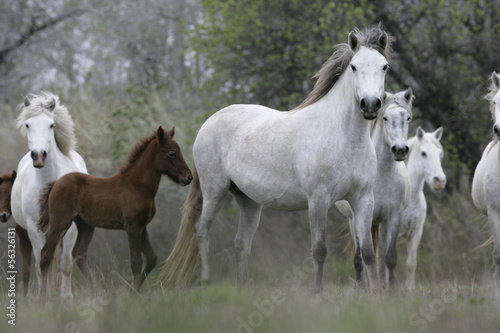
[0,0,499,290]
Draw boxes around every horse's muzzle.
[180,174,193,186]
[360,97,381,120]
[31,150,47,168]
[391,145,410,161]
[0,212,10,223]
[432,177,446,191]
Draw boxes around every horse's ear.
[348,31,359,51]
[157,126,165,143]
[404,87,414,104]
[24,96,30,107]
[492,72,500,89]
[433,127,443,141]
[47,98,56,111]
[416,126,425,140]
[11,170,16,182]
[169,126,175,138]
[378,31,388,50]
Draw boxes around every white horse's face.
[413,128,446,191]
[383,103,411,161]
[350,46,389,120]
[24,112,55,168]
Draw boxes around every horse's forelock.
[354,26,395,61]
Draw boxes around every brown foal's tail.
[38,181,56,233]
[158,167,203,289]
[37,180,61,289]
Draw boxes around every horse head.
[411,127,446,191]
[348,28,391,120]
[155,126,193,186]
[0,170,16,223]
[380,88,413,161]
[487,71,500,139]
[21,96,57,168]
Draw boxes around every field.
[0,92,498,332]
[1,277,499,333]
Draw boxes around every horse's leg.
[233,193,262,286]
[73,218,96,293]
[405,222,424,291]
[308,195,330,294]
[26,221,46,298]
[486,206,500,297]
[15,224,32,297]
[385,214,401,290]
[40,223,71,300]
[59,222,78,304]
[197,194,226,284]
[137,228,157,288]
[350,191,379,292]
[126,229,143,292]
[377,223,388,288]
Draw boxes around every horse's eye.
[25,124,29,129]
[350,64,357,72]
[50,123,54,129]
[407,116,411,121]
[383,64,389,71]
[168,151,176,158]
[383,117,388,121]
[421,152,427,157]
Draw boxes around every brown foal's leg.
[73,217,97,294]
[15,224,32,297]
[138,228,157,287]
[127,230,143,292]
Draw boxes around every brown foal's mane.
[118,131,157,174]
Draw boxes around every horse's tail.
[38,181,56,233]
[158,166,202,289]
[473,235,494,250]
[37,180,61,289]
[343,224,379,258]
[371,224,379,255]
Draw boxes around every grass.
[1,272,499,333]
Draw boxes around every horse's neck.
[126,142,162,196]
[371,122,395,170]
[307,72,369,144]
[407,152,425,199]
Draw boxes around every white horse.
[472,71,500,296]
[159,26,394,293]
[337,88,413,289]
[11,93,88,303]
[399,126,446,290]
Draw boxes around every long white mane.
[16,92,77,157]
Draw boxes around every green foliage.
[190,0,376,110]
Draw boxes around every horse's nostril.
[360,99,366,110]
[375,98,381,109]
[31,151,37,160]
[391,146,397,154]
[404,146,409,154]
[188,174,193,181]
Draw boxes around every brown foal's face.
[156,126,192,186]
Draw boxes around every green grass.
[2,279,499,333]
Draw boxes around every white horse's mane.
[16,92,77,157]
